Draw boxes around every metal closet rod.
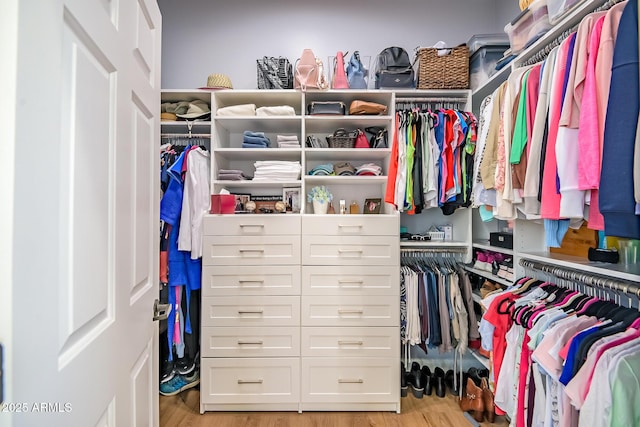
[521,0,625,66]
[518,258,640,296]
[400,247,467,253]
[395,97,468,104]
[161,133,211,138]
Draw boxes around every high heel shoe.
[481,377,495,423]
[459,377,485,423]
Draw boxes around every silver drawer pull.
[338,340,364,346]
[338,224,363,228]
[338,309,364,315]
[338,379,363,384]
[238,379,263,384]
[239,224,265,228]
[239,249,265,253]
[238,310,264,315]
[237,340,264,345]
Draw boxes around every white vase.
[313,199,328,214]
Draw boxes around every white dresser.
[200,214,301,412]
[300,215,400,413]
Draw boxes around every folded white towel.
[277,134,299,142]
[216,103,257,116]
[256,105,296,116]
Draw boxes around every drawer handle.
[238,340,264,345]
[238,379,264,384]
[338,379,364,384]
[238,310,264,315]
[338,309,364,315]
[338,224,363,228]
[238,280,265,287]
[239,224,265,228]
[338,340,364,346]
[338,249,363,255]
[239,249,265,254]
[338,280,364,287]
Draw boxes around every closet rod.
[161,133,211,138]
[518,258,640,296]
[395,97,468,104]
[400,247,467,253]
[520,0,625,67]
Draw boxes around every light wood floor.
[160,388,508,427]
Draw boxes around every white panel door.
[10,0,161,426]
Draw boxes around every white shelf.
[304,176,387,185]
[305,148,391,161]
[472,240,514,255]
[471,65,511,110]
[214,116,301,132]
[469,348,490,369]
[400,240,469,248]
[305,116,392,133]
[519,252,640,284]
[212,89,302,108]
[214,180,301,188]
[214,148,301,160]
[462,265,514,288]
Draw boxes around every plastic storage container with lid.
[470,45,510,90]
[504,0,553,54]
[467,33,510,56]
[547,0,586,24]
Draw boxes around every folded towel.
[276,134,299,142]
[256,106,296,116]
[216,103,257,116]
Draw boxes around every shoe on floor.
[159,372,200,396]
[160,360,175,384]
[175,356,195,375]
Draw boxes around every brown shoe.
[481,378,495,423]
[459,377,484,422]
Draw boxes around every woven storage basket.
[326,129,356,148]
[417,46,469,90]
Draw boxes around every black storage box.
[490,232,513,249]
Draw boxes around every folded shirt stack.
[253,161,301,181]
[216,103,256,116]
[307,163,334,176]
[356,163,383,176]
[218,169,251,181]
[256,106,296,116]
[242,131,271,148]
[277,134,300,148]
[334,162,356,176]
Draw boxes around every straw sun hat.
[199,73,233,90]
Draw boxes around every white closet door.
[8,0,161,426]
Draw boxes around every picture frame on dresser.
[233,193,251,213]
[283,187,301,213]
[363,198,382,214]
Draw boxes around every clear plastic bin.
[470,45,510,90]
[547,0,586,24]
[467,33,510,56]
[504,0,553,54]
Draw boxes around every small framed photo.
[233,193,251,213]
[283,187,302,213]
[364,198,382,214]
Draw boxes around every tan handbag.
[295,49,328,90]
[349,100,388,115]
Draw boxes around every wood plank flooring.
[160,388,508,427]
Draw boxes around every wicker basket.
[417,46,469,90]
[326,129,356,148]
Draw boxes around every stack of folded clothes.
[356,163,382,176]
[218,169,251,181]
[276,135,300,148]
[242,131,271,148]
[307,164,334,176]
[333,162,356,176]
[216,103,256,116]
[256,106,296,116]
[253,161,301,181]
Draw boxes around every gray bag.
[257,56,293,89]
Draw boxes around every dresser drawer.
[302,266,398,296]
[202,235,300,266]
[302,215,399,236]
[202,296,300,327]
[201,326,300,358]
[202,265,301,296]
[203,214,301,236]
[301,358,398,403]
[201,357,300,404]
[302,235,399,266]
[301,295,398,327]
[301,327,398,358]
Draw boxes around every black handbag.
[307,101,346,115]
[374,46,415,89]
[257,56,293,89]
[365,126,388,148]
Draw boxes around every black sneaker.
[175,356,195,376]
[160,360,175,384]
